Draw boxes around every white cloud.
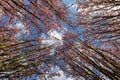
[41,29,63,55]
[16,22,25,29]
[47,66,75,80]
[42,29,63,46]
[48,30,63,40]
[9,22,29,38]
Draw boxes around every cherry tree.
[0,0,120,80]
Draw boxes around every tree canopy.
[0,0,120,80]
